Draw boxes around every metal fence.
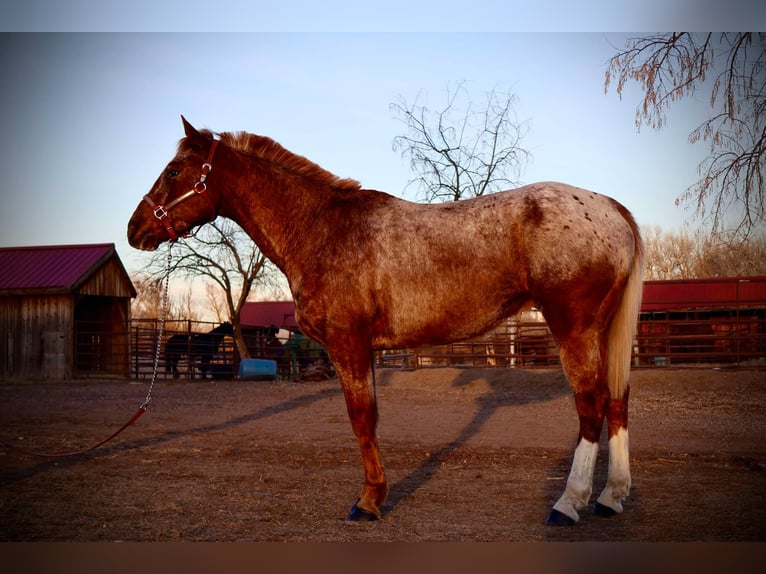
[125,309,766,381]
[376,311,766,370]
[130,319,329,381]
[131,319,236,380]
[375,320,561,369]
[635,313,766,367]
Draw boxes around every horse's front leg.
[331,346,387,521]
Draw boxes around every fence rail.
[123,311,766,381]
[131,319,239,380]
[129,319,329,380]
[376,313,766,370]
[635,315,766,367]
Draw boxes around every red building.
[239,300,298,329]
[638,277,766,366]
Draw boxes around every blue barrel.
[238,358,277,381]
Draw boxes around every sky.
[0,3,761,282]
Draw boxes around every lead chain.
[142,244,172,409]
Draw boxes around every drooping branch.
[606,33,765,240]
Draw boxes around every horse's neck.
[218,153,335,276]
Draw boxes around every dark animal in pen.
[164,322,233,379]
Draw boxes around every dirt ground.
[1,367,765,542]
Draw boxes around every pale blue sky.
[0,27,755,275]
[3,1,759,33]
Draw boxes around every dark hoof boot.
[346,499,379,522]
[546,508,577,526]
[593,502,618,517]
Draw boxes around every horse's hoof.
[545,508,577,526]
[593,502,617,517]
[346,499,379,522]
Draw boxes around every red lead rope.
[0,407,147,458]
[1,248,173,458]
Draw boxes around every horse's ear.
[181,115,200,139]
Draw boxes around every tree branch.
[606,32,765,240]
[391,83,530,202]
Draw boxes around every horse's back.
[368,181,638,291]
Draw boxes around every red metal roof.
[641,276,766,312]
[0,243,117,294]
[240,300,298,329]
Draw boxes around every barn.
[0,243,136,380]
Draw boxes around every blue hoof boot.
[546,508,577,526]
[346,499,379,522]
[593,502,617,517]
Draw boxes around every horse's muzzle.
[127,217,161,251]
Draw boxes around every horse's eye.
[167,169,180,178]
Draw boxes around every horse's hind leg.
[594,387,631,516]
[331,346,388,521]
[547,329,609,525]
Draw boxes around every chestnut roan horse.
[128,117,644,526]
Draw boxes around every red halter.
[143,139,219,241]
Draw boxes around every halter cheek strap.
[143,139,219,242]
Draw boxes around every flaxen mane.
[219,130,361,191]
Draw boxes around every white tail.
[606,225,644,399]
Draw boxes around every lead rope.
[0,246,173,458]
[141,243,172,409]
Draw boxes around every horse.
[128,117,644,526]
[164,322,233,379]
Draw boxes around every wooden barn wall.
[78,256,135,298]
[0,294,73,380]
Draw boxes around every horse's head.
[213,322,234,336]
[127,116,221,251]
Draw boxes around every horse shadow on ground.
[0,384,343,486]
[377,368,573,516]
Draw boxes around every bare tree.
[130,276,197,322]
[141,218,276,359]
[391,82,530,202]
[642,225,700,279]
[205,283,227,324]
[130,275,165,320]
[643,225,766,279]
[605,33,766,239]
[694,231,766,277]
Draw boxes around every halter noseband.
[143,139,220,242]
